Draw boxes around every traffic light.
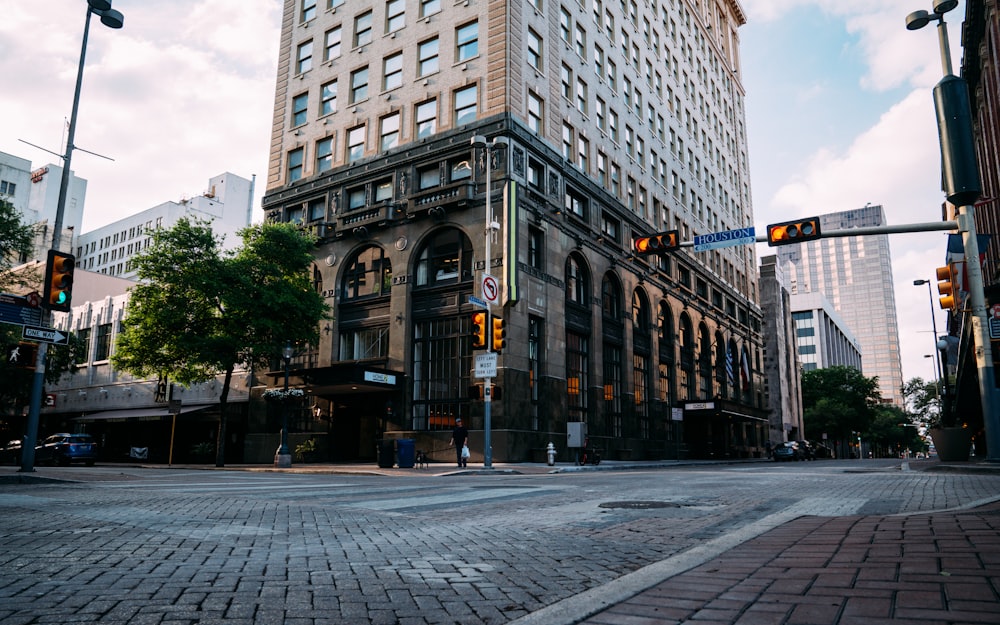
[766,218,821,247]
[634,230,680,255]
[43,250,75,312]
[936,264,959,311]
[491,317,506,352]
[471,312,487,349]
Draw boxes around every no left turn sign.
[482,274,500,305]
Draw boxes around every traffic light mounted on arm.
[471,312,487,349]
[766,218,822,247]
[634,230,680,255]
[43,250,75,312]
[936,264,959,311]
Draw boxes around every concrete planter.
[929,427,972,462]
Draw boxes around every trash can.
[396,438,416,468]
[377,439,395,468]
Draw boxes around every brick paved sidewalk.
[579,501,1000,625]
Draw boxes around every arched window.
[679,312,695,400]
[565,254,589,306]
[698,323,712,399]
[341,246,391,300]
[414,227,473,287]
[601,274,623,321]
[632,290,650,335]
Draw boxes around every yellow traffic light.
[491,317,506,352]
[766,218,821,247]
[43,250,76,312]
[936,264,959,311]
[634,230,679,255]
[471,312,487,349]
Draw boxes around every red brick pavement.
[579,501,1000,625]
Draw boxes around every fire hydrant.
[546,442,556,466]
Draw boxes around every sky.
[0,0,965,388]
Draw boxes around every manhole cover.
[599,501,680,509]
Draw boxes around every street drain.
[599,501,681,509]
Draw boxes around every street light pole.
[20,0,124,474]
[470,134,507,469]
[906,0,999,461]
[913,279,943,383]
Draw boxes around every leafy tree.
[902,377,942,428]
[112,218,330,466]
[0,198,36,292]
[802,366,881,440]
[865,405,926,457]
[0,198,81,437]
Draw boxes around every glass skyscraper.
[774,205,904,406]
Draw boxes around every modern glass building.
[774,205,904,406]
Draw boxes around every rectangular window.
[575,78,587,114]
[567,332,589,422]
[418,37,439,76]
[561,64,572,100]
[297,40,313,74]
[420,0,440,17]
[350,66,368,102]
[565,186,587,218]
[324,26,341,61]
[379,112,400,151]
[302,0,317,22]
[418,164,440,189]
[594,44,604,77]
[575,23,586,56]
[288,147,305,182]
[354,11,373,47]
[415,99,437,138]
[527,28,542,71]
[385,0,405,33]
[528,158,544,190]
[292,93,308,126]
[320,80,337,115]
[456,21,478,61]
[527,91,543,134]
[562,124,572,160]
[453,84,477,125]
[316,137,333,173]
[94,323,112,361]
[560,8,571,43]
[528,226,544,270]
[347,125,365,162]
[383,52,403,90]
[576,135,589,171]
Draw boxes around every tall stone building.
[261,0,766,462]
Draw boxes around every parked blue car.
[35,433,97,466]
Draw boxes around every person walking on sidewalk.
[450,418,469,467]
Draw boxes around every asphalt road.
[2,459,998,624]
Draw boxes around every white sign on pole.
[481,274,500,305]
[474,352,498,378]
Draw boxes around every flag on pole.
[725,346,734,387]
[740,348,750,391]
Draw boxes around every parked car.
[811,442,833,459]
[796,440,816,460]
[35,433,97,466]
[1,439,23,465]
[772,441,801,461]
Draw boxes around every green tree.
[802,365,881,440]
[0,198,82,436]
[865,405,925,457]
[0,198,36,292]
[111,218,330,466]
[902,377,943,428]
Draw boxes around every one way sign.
[22,325,69,345]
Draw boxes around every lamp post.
[470,134,508,469]
[274,342,294,468]
[20,0,124,474]
[913,279,943,383]
[906,0,1000,461]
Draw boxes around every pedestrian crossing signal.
[767,218,821,246]
[634,230,679,255]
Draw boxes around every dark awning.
[73,404,216,423]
